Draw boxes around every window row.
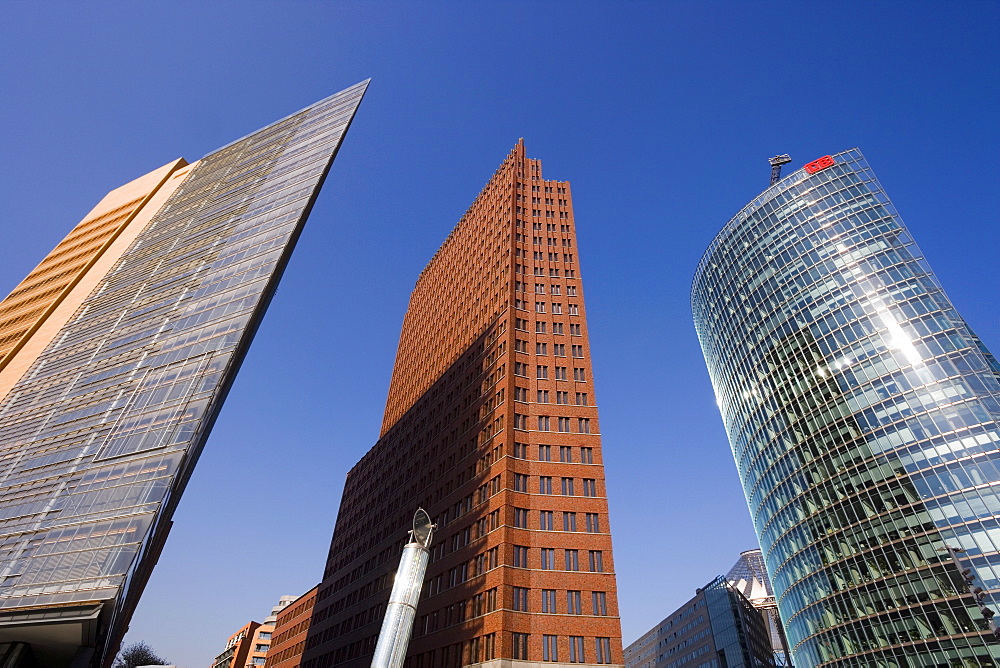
[512,283,579,296]
[512,365,588,381]
[513,387,589,405]
[512,301,581,316]
[513,511,603,532]
[513,263,576,278]
[512,251,575,262]
[512,633,614,664]
[514,414,592,433]
[510,587,609,616]
[513,443,595,463]
[513,476,599,497]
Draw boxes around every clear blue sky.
[2,3,998,666]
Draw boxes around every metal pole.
[370,509,436,668]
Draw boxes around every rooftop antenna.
[769,155,792,186]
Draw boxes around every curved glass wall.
[692,149,1000,667]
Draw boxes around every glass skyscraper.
[0,80,367,667]
[692,149,1000,667]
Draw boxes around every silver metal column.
[370,509,436,668]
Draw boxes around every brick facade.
[302,141,623,668]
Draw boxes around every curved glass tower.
[692,149,1000,667]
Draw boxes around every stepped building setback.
[302,141,623,667]
[0,80,368,667]
[692,149,1000,666]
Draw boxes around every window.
[566,285,577,296]
[515,339,528,353]
[514,442,529,458]
[576,392,588,406]
[512,586,529,611]
[538,416,550,431]
[538,444,552,461]
[537,365,549,379]
[572,345,584,357]
[536,342,547,355]
[515,318,528,331]
[549,268,560,277]
[595,637,612,664]
[568,303,579,315]
[542,588,557,613]
[592,591,608,615]
[582,478,597,496]
[543,635,558,662]
[536,321,547,334]
[549,252,559,260]
[551,303,563,314]
[514,413,528,429]
[535,283,545,294]
[540,511,554,530]
[514,509,530,528]
[558,417,570,432]
[513,545,529,567]
[539,476,553,494]
[513,633,529,660]
[581,447,594,464]
[586,513,601,532]
[565,269,576,277]
[540,547,555,569]
[258,632,272,640]
[532,221,542,229]
[561,477,575,496]
[550,285,561,295]
[537,389,549,403]
[565,550,579,571]
[535,302,546,313]
[559,445,573,462]
[566,591,582,614]
[563,511,577,531]
[553,343,566,356]
[555,366,568,380]
[255,644,269,652]
[514,387,528,402]
[569,323,581,335]
[552,322,564,335]
[573,367,586,381]
[564,254,573,262]
[589,550,604,572]
[556,390,569,404]
[514,362,528,377]
[514,473,529,492]
[569,636,586,663]
[534,265,545,275]
[578,418,591,434]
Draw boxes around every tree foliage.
[113,641,168,668]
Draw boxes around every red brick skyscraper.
[302,141,622,668]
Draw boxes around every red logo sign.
[804,155,836,174]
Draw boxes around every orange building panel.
[0,159,188,372]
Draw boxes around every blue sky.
[2,2,998,666]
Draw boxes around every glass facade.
[692,149,1000,667]
[0,80,367,664]
[624,576,775,668]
